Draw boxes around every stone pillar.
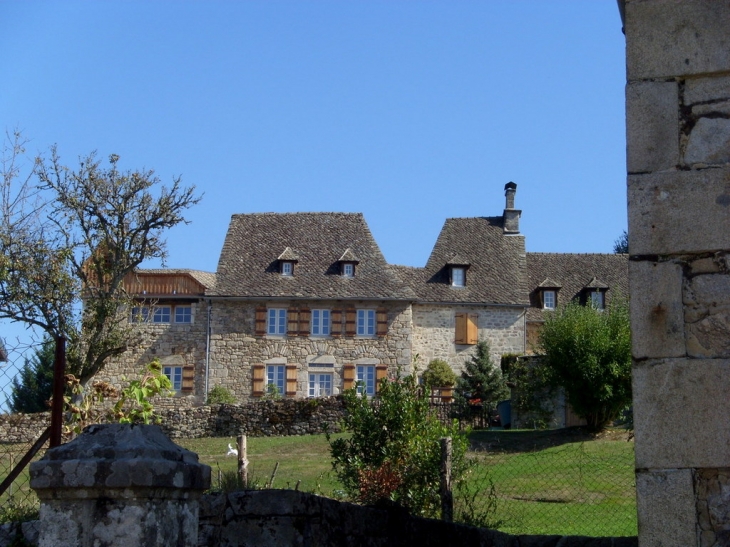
[30,424,211,547]
[624,1,730,546]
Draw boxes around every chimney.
[503,182,521,234]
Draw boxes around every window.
[175,305,192,323]
[267,308,287,335]
[281,261,293,276]
[311,309,330,336]
[543,290,556,310]
[451,267,465,287]
[130,306,150,323]
[590,291,605,310]
[356,365,375,396]
[356,309,375,336]
[454,312,478,345]
[153,306,171,323]
[267,364,286,396]
[343,263,354,277]
[163,366,183,391]
[309,373,333,397]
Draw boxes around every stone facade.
[624,1,730,544]
[411,303,524,373]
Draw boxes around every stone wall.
[625,1,730,545]
[411,303,524,374]
[0,412,50,444]
[197,489,637,547]
[208,300,413,402]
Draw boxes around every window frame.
[130,306,150,323]
[342,263,355,277]
[308,372,333,397]
[356,309,376,337]
[174,305,192,323]
[267,308,287,336]
[590,290,605,310]
[266,364,286,396]
[281,261,294,276]
[451,267,465,287]
[543,290,556,310]
[163,365,183,392]
[356,365,376,397]
[311,309,331,336]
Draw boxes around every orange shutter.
[331,309,343,337]
[255,307,267,336]
[454,313,466,344]
[375,364,388,393]
[376,308,388,337]
[252,364,265,396]
[287,308,299,336]
[345,308,356,337]
[286,365,298,397]
[181,365,195,393]
[342,364,356,391]
[466,313,479,345]
[298,308,311,336]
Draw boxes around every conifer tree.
[454,340,509,419]
[9,337,55,413]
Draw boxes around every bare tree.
[0,132,201,382]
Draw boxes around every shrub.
[207,385,236,404]
[454,340,509,421]
[328,369,467,518]
[421,359,456,388]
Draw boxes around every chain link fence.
[0,337,49,518]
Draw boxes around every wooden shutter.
[287,308,299,336]
[255,307,267,336]
[342,364,356,391]
[375,364,388,393]
[331,309,343,337]
[181,365,195,393]
[252,364,265,396]
[466,313,478,345]
[298,308,311,336]
[455,313,467,344]
[345,308,357,337]
[286,365,298,397]
[376,308,388,337]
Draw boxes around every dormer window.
[338,248,360,278]
[343,263,355,277]
[277,247,298,276]
[590,290,605,310]
[583,277,608,310]
[543,290,556,310]
[451,267,465,287]
[280,261,294,276]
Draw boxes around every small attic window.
[342,263,355,277]
[543,290,556,310]
[590,290,605,310]
[451,267,465,287]
[280,261,294,276]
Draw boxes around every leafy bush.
[421,359,456,388]
[328,369,467,518]
[539,300,631,431]
[207,385,236,404]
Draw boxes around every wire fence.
[0,337,49,517]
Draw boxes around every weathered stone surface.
[696,468,730,547]
[684,273,730,358]
[626,0,730,79]
[626,81,679,173]
[628,168,730,255]
[633,358,730,469]
[685,75,730,105]
[685,117,730,166]
[629,260,685,359]
[635,469,696,547]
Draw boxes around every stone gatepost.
[30,423,211,547]
[624,1,730,545]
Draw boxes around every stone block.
[685,118,730,166]
[628,168,730,255]
[684,273,730,358]
[685,75,730,105]
[626,0,730,79]
[626,81,679,173]
[629,260,685,359]
[633,358,730,469]
[635,469,697,547]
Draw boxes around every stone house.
[99,183,628,404]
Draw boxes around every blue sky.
[2,0,627,274]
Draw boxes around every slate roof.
[526,253,629,322]
[213,212,416,300]
[395,216,528,306]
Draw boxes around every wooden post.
[237,434,248,488]
[440,436,453,522]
